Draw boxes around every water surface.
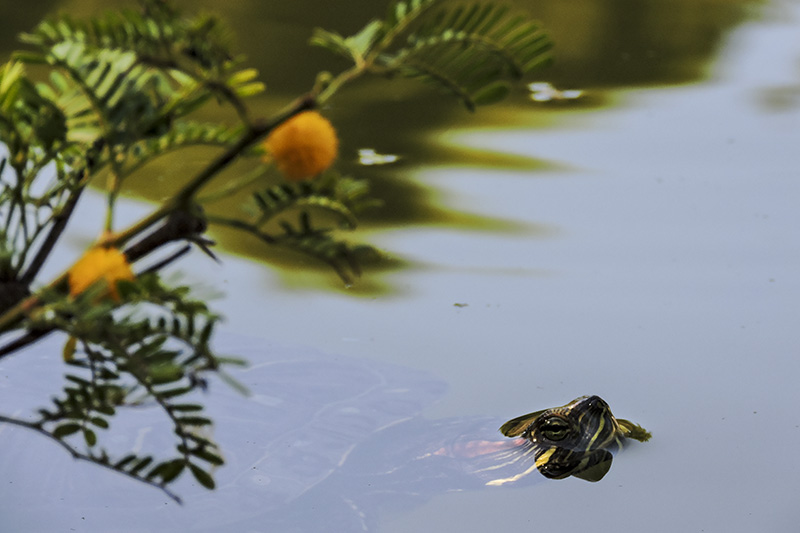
[1,0,798,531]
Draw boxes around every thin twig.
[0,95,317,344]
[20,187,85,286]
[206,215,276,244]
[174,94,317,203]
[138,245,192,275]
[0,329,51,359]
[0,413,183,504]
[123,210,207,263]
[108,94,317,250]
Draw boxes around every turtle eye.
[541,416,570,441]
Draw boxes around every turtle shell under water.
[0,333,650,532]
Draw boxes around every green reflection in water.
[0,0,761,293]
[527,0,761,88]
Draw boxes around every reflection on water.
[0,334,649,532]
[528,81,585,103]
[386,3,800,528]
[0,0,790,531]
[526,0,761,88]
[0,0,762,291]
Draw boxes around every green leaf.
[345,20,384,57]
[169,404,204,413]
[191,447,224,467]
[184,432,216,448]
[250,182,358,229]
[214,356,248,367]
[215,369,250,397]
[10,51,48,65]
[274,220,372,285]
[227,68,266,98]
[233,81,266,98]
[189,463,215,489]
[94,403,116,416]
[367,1,552,108]
[199,321,214,345]
[129,456,154,475]
[148,363,184,385]
[152,459,186,483]
[309,28,352,60]
[176,416,212,427]
[53,423,82,439]
[157,385,194,399]
[226,68,259,86]
[83,428,97,446]
[90,416,109,429]
[0,61,25,110]
[65,374,91,387]
[114,454,137,469]
[385,0,436,31]
[471,80,510,106]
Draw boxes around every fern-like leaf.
[20,273,229,501]
[19,3,233,75]
[382,2,552,109]
[275,212,379,285]
[312,0,552,110]
[252,182,357,229]
[16,1,263,162]
[122,121,243,175]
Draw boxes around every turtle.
[0,333,651,532]
[489,395,652,484]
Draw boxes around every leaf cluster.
[0,0,267,317]
[27,273,229,497]
[274,211,380,286]
[209,170,381,284]
[0,0,556,503]
[15,0,263,161]
[0,2,386,499]
[312,0,552,109]
[1,0,384,290]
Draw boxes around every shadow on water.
[0,0,763,294]
[0,334,650,532]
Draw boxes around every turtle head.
[527,395,622,481]
[527,395,619,449]
[499,395,639,482]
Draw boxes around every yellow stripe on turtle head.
[534,446,557,469]
[585,416,605,452]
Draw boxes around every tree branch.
[20,187,84,286]
[0,413,183,504]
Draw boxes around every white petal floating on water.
[528,82,584,103]
[357,148,400,166]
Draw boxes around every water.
[1,0,799,531]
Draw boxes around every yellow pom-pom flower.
[263,110,338,180]
[68,246,135,302]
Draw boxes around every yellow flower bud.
[68,246,135,302]
[263,111,338,180]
